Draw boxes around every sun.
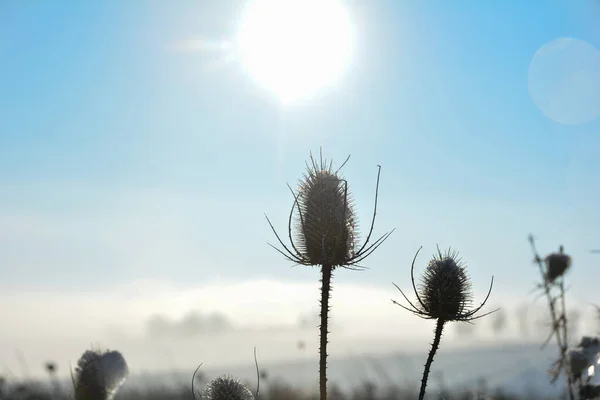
[235,0,354,104]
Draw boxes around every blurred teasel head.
[544,245,571,284]
[45,361,57,374]
[563,337,600,382]
[202,376,254,400]
[73,349,129,400]
[265,149,393,269]
[392,246,495,322]
[568,348,590,380]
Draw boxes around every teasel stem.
[559,279,575,400]
[529,236,564,350]
[528,236,574,400]
[419,318,445,400]
[319,265,333,400]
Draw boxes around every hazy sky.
[1,0,600,377]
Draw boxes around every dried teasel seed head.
[295,155,356,267]
[568,348,589,380]
[545,246,571,283]
[73,349,129,400]
[392,246,494,323]
[419,248,473,321]
[579,336,600,348]
[202,376,254,400]
[266,149,393,270]
[45,361,57,374]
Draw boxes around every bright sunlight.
[235,0,354,104]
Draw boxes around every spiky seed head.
[419,248,473,321]
[295,157,356,267]
[202,376,254,400]
[74,349,129,400]
[392,247,495,323]
[545,247,571,283]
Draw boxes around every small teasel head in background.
[559,337,600,399]
[563,337,600,381]
[202,376,254,400]
[45,361,57,375]
[528,235,577,399]
[545,245,572,284]
[528,235,572,285]
[72,349,129,400]
[391,246,495,400]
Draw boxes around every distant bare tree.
[516,303,530,338]
[567,309,582,340]
[490,307,507,335]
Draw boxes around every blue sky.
[1,1,600,369]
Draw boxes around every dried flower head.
[562,337,600,382]
[73,349,129,400]
[392,246,495,322]
[545,245,571,283]
[45,362,56,374]
[266,149,393,269]
[202,376,254,400]
[580,336,600,349]
[568,348,590,380]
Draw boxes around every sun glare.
[235,0,354,104]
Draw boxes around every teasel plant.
[565,336,600,400]
[200,376,255,400]
[191,347,261,400]
[265,149,393,400]
[528,234,575,400]
[71,348,129,400]
[392,246,495,400]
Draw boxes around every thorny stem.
[319,265,333,400]
[529,236,574,400]
[419,318,445,400]
[531,241,563,348]
[560,279,575,400]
